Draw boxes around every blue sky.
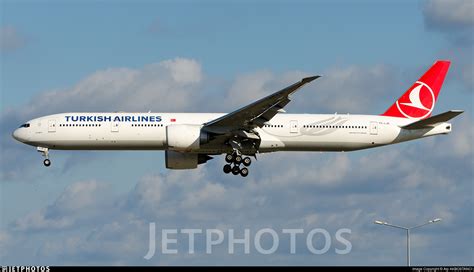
[1,0,473,265]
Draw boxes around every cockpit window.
[19,123,30,128]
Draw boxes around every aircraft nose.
[12,128,24,142]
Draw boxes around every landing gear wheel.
[234,155,242,164]
[232,165,240,175]
[223,164,232,174]
[242,157,251,166]
[43,159,51,167]
[225,154,234,163]
[240,167,249,177]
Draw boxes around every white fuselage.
[12,112,452,154]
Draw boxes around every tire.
[43,159,51,167]
[223,164,232,174]
[225,154,234,163]
[232,165,240,175]
[243,157,251,166]
[234,155,242,164]
[240,167,249,177]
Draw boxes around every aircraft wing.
[203,76,320,134]
[401,110,464,129]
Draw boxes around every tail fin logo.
[395,81,435,119]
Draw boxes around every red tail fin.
[382,60,450,120]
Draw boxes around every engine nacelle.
[165,151,213,169]
[166,124,209,151]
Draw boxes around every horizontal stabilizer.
[402,110,464,129]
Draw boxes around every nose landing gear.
[37,146,51,167]
[223,151,252,177]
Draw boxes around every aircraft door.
[111,122,119,132]
[48,119,56,132]
[290,120,298,133]
[370,121,378,135]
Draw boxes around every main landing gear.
[223,152,252,177]
[37,146,51,167]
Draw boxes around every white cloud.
[221,64,398,114]
[224,70,275,108]
[181,182,226,209]
[3,131,473,265]
[127,174,165,213]
[0,58,471,264]
[437,116,474,158]
[50,180,107,214]
[12,180,110,232]
[0,26,25,53]
[422,0,474,91]
[162,58,202,84]
[12,209,75,232]
[2,58,400,133]
[423,0,474,30]
[12,57,204,119]
[1,58,206,181]
[305,64,399,114]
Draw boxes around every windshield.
[19,123,30,128]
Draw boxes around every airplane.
[12,60,463,177]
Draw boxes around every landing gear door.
[290,120,298,133]
[48,119,56,132]
[111,122,119,132]
[370,121,378,135]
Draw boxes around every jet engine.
[166,124,210,151]
[165,151,213,169]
